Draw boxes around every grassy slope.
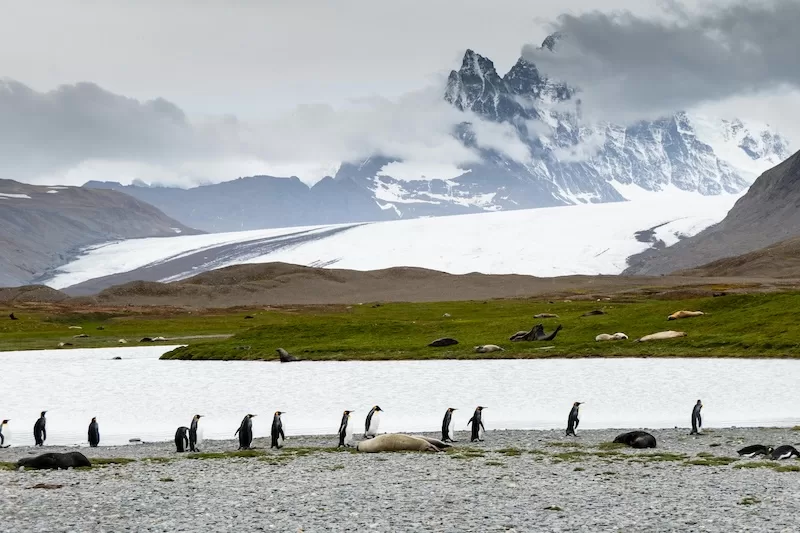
[160,292,800,360]
[0,308,245,352]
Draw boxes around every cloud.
[0,77,535,187]
[522,0,800,122]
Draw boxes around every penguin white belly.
[344,419,354,444]
[778,451,793,460]
[448,419,455,441]
[0,427,11,447]
[197,427,204,445]
[367,413,381,437]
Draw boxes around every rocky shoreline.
[2,427,800,532]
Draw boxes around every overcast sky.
[1,0,797,186]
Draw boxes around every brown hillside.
[678,236,800,278]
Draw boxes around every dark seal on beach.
[612,431,657,449]
[17,452,92,470]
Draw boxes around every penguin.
[566,402,582,437]
[689,400,703,435]
[33,411,47,446]
[174,426,189,452]
[338,410,355,447]
[770,445,800,460]
[188,415,203,452]
[441,408,457,442]
[88,417,100,447]
[271,411,286,449]
[0,419,10,448]
[467,406,486,442]
[234,414,256,450]
[737,444,773,458]
[364,406,383,439]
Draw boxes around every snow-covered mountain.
[85,35,790,233]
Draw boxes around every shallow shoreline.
[2,428,800,532]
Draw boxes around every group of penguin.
[3,402,798,460]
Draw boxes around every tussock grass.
[91,457,136,466]
[738,496,761,505]
[497,447,523,456]
[0,461,17,470]
[685,456,739,467]
[158,293,800,360]
[733,461,774,469]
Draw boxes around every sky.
[1,0,798,187]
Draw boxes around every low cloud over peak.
[522,0,800,122]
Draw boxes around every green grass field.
[3,292,800,360]
[163,292,800,360]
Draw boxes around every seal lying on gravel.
[276,348,300,362]
[635,331,686,342]
[612,431,657,449]
[17,452,92,470]
[356,434,444,453]
[668,310,704,321]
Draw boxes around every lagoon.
[1,347,798,446]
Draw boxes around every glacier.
[45,185,740,290]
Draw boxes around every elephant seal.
[276,348,300,362]
[612,431,657,449]
[474,344,504,353]
[17,452,92,470]
[581,310,605,317]
[428,337,458,347]
[416,435,452,449]
[510,324,562,342]
[635,331,687,342]
[668,310,704,321]
[534,313,559,319]
[595,333,628,341]
[356,434,443,453]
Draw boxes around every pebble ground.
[2,427,800,532]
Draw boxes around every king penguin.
[442,408,457,442]
[189,414,203,452]
[689,400,703,435]
[566,402,582,437]
[271,411,286,449]
[0,419,10,448]
[338,410,355,447]
[88,417,100,447]
[771,445,800,460]
[174,426,189,452]
[364,406,383,439]
[467,406,486,442]
[33,411,47,446]
[235,414,256,450]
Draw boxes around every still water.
[1,347,798,446]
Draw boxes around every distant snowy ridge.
[45,187,740,290]
[84,35,790,235]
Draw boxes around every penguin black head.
[275,411,284,416]
[91,417,97,422]
[1,419,8,424]
[697,400,702,406]
[374,406,383,412]
[343,410,353,415]
[194,414,203,420]
[477,406,486,411]
[574,402,583,407]
[447,407,457,412]
[40,411,47,417]
[247,414,257,418]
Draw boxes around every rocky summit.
[85,36,789,233]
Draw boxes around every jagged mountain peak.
[541,32,564,51]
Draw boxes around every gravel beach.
[2,427,800,532]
